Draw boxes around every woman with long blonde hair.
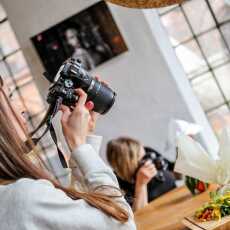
[107,137,176,211]
[0,76,135,230]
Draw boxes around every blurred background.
[159,0,230,134]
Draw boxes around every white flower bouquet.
[175,128,230,186]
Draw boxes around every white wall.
[1,0,218,159]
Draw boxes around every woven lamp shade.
[105,0,184,8]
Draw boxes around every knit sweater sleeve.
[46,135,103,188]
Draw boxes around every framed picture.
[31,1,128,79]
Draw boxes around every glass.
[8,90,27,114]
[207,105,230,134]
[0,4,6,21]
[26,122,53,156]
[158,5,178,15]
[0,21,19,56]
[5,51,32,80]
[209,0,230,23]
[191,72,224,111]
[0,61,11,84]
[19,82,45,116]
[26,118,39,135]
[215,63,230,100]
[30,110,47,130]
[161,8,192,46]
[182,0,216,34]
[221,23,230,50]
[7,75,32,94]
[15,73,32,87]
[198,29,229,67]
[30,111,54,154]
[175,40,208,78]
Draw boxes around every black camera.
[136,147,168,182]
[46,58,116,114]
[29,59,116,168]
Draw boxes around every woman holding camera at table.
[0,76,135,230]
[107,137,176,211]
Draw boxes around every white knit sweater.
[0,137,136,230]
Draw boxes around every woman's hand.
[133,161,157,211]
[60,89,91,151]
[86,76,106,134]
[136,161,157,187]
[87,106,99,135]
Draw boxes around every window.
[159,0,230,134]
[0,4,54,154]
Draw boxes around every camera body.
[137,149,168,182]
[140,152,168,172]
[46,58,116,114]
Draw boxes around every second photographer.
[107,137,176,211]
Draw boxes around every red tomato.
[196,181,206,192]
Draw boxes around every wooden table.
[134,185,218,230]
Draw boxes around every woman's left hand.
[87,108,99,134]
[85,76,107,134]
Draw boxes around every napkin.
[163,119,203,162]
[174,128,230,185]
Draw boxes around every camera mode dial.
[64,79,74,88]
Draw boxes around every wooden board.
[134,185,218,230]
[183,215,230,230]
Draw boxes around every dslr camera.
[46,58,116,114]
[29,59,116,167]
[137,147,168,182]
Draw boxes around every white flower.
[175,128,230,185]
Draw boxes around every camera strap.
[28,97,68,168]
[49,123,68,168]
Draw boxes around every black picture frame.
[31,1,128,79]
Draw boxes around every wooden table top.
[134,185,218,230]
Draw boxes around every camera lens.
[87,80,116,114]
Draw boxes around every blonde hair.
[106,137,142,183]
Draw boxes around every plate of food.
[183,191,230,230]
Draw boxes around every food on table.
[195,191,230,221]
[185,176,209,195]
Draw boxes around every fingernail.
[86,101,94,110]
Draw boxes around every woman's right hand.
[133,161,157,211]
[60,89,90,152]
[136,161,157,187]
